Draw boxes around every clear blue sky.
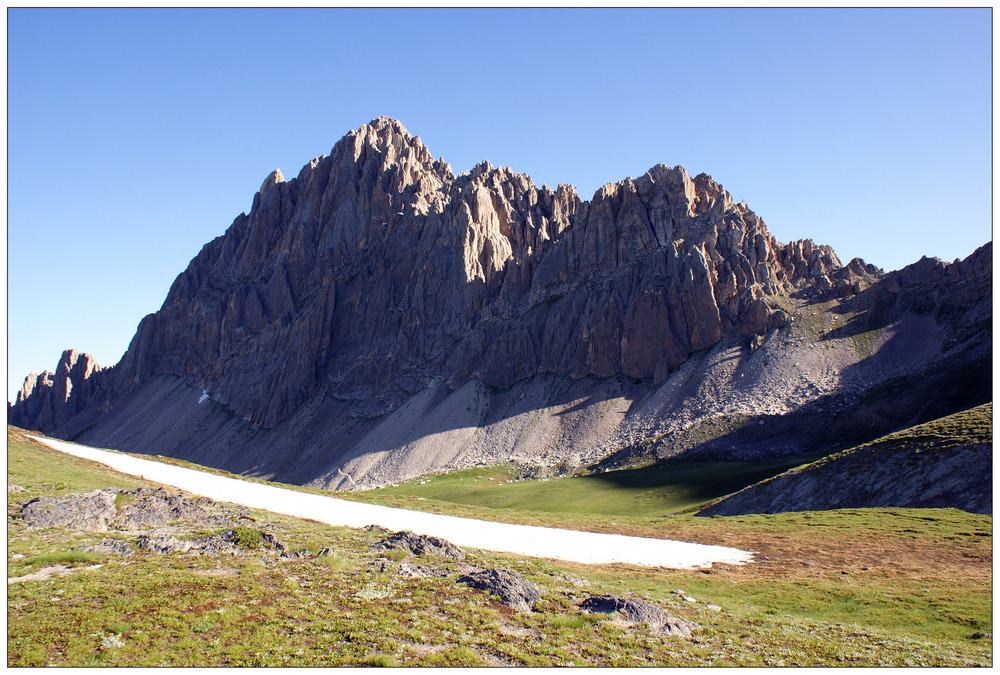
[7,8,992,401]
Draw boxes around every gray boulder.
[580,594,699,638]
[112,487,234,531]
[371,531,466,560]
[457,568,542,612]
[75,539,136,556]
[21,490,117,532]
[136,534,192,554]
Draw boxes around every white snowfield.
[28,436,753,570]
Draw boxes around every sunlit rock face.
[49,118,870,428]
[8,117,990,490]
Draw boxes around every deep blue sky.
[7,8,992,400]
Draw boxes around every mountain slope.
[9,118,992,489]
[697,403,992,516]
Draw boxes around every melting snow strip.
[27,435,753,569]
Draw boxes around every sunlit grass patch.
[6,417,992,668]
[19,551,105,568]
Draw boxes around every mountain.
[9,117,992,490]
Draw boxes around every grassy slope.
[782,401,991,476]
[696,402,993,514]
[7,421,993,667]
[354,452,830,518]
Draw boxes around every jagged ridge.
[11,117,878,432]
[8,118,990,494]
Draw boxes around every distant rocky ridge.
[11,350,108,433]
[8,118,992,490]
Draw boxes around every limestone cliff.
[9,350,107,434]
[9,118,991,490]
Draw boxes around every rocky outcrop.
[371,530,466,560]
[20,489,118,532]
[580,594,699,638]
[19,486,246,533]
[112,487,234,531]
[457,568,542,612]
[9,350,108,434]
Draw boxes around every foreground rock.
[77,528,290,557]
[21,490,118,532]
[580,594,699,638]
[20,487,238,532]
[371,531,466,560]
[136,530,276,556]
[113,487,235,530]
[457,568,542,612]
[76,539,137,556]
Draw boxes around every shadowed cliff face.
[9,350,107,433]
[18,117,873,432]
[9,117,990,490]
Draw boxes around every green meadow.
[7,412,992,667]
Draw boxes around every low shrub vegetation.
[20,551,104,568]
[231,527,264,549]
[6,423,992,667]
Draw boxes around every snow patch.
[27,435,753,570]
[198,390,210,404]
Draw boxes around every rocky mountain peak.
[10,117,988,494]
[360,115,412,140]
[258,168,285,194]
[12,119,878,432]
[10,349,107,433]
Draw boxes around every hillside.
[697,403,992,516]
[9,117,992,489]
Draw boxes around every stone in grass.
[371,531,466,560]
[263,532,289,552]
[372,558,452,578]
[75,539,137,557]
[136,535,193,555]
[580,594,699,639]
[100,634,125,650]
[193,532,245,556]
[112,487,233,532]
[20,490,118,532]
[457,568,542,612]
[280,549,311,560]
[397,562,427,578]
[135,532,243,556]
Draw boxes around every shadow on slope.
[640,340,991,466]
[697,403,993,516]
[361,451,828,518]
